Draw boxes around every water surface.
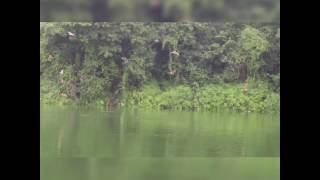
[40,105,280,180]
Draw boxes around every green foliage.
[226,25,270,81]
[268,74,280,93]
[240,26,269,59]
[40,22,279,112]
[40,79,73,105]
[183,63,208,85]
[239,25,269,76]
[126,81,279,113]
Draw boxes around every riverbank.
[41,80,279,113]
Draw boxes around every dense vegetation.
[40,22,280,113]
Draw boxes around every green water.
[40,105,280,180]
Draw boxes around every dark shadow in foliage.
[150,39,171,82]
[47,33,85,100]
[108,37,133,108]
[260,31,280,92]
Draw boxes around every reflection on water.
[41,158,279,180]
[40,105,280,180]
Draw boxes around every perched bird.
[170,50,180,56]
[80,75,86,81]
[48,54,53,61]
[168,69,176,75]
[59,93,67,97]
[67,32,76,37]
[60,69,64,75]
[121,57,129,65]
[67,32,76,41]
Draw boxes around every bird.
[67,32,76,37]
[60,69,64,75]
[80,75,86,81]
[170,50,180,56]
[121,57,129,65]
[168,69,176,75]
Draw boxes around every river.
[40,105,280,180]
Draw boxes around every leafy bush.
[40,22,280,112]
[126,81,279,113]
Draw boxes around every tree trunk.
[238,63,248,81]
